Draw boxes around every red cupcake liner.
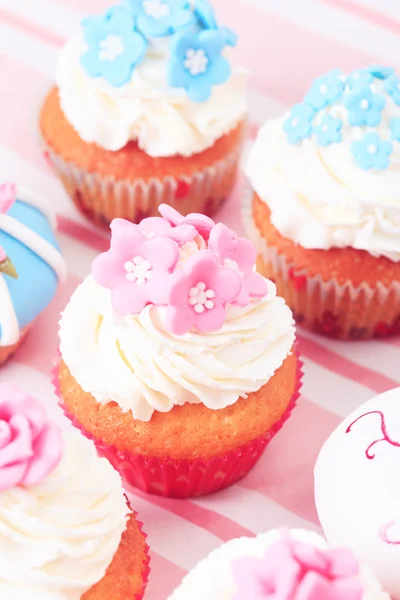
[129,510,151,600]
[52,355,302,499]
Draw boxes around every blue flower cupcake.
[245,66,400,340]
[40,0,247,226]
[0,182,65,364]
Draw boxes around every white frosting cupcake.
[56,1,247,157]
[168,529,389,600]
[246,66,400,261]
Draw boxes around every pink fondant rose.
[0,182,16,214]
[232,532,363,600]
[209,223,268,306]
[159,204,215,240]
[166,251,242,335]
[92,220,180,315]
[0,383,63,492]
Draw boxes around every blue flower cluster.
[282,66,398,171]
[80,0,236,102]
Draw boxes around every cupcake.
[40,0,247,227]
[315,387,400,599]
[0,382,149,599]
[57,204,299,498]
[0,181,66,365]
[168,528,389,599]
[245,66,400,340]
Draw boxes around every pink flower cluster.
[0,383,63,492]
[92,204,268,335]
[232,532,363,600]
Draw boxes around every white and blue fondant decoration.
[282,66,400,171]
[80,0,236,102]
[0,184,66,348]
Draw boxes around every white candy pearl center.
[184,49,209,76]
[143,0,170,18]
[188,282,216,314]
[98,34,125,62]
[124,256,153,287]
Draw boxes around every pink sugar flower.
[111,216,197,246]
[0,246,6,262]
[208,223,268,306]
[232,533,363,600]
[0,383,63,492]
[92,227,180,315]
[159,204,215,240]
[166,251,242,335]
[0,182,16,214]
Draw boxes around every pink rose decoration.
[209,223,268,306]
[166,251,242,335]
[0,383,63,492]
[0,182,16,214]
[111,216,197,246]
[232,533,363,600]
[0,245,6,262]
[92,223,180,315]
[159,204,215,240]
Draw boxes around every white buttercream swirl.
[246,75,400,262]
[56,35,247,157]
[0,432,129,600]
[59,275,295,422]
[167,529,390,600]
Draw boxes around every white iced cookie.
[315,387,400,599]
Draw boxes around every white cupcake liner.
[44,137,243,226]
[242,188,400,339]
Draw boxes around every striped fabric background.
[1,0,400,597]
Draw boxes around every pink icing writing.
[379,521,400,546]
[232,531,363,600]
[346,410,400,459]
[0,383,63,492]
[92,205,268,335]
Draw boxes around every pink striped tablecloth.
[1,0,400,597]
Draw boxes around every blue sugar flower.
[367,65,394,80]
[194,0,237,47]
[344,84,385,126]
[351,132,393,170]
[390,118,400,142]
[385,74,400,106]
[283,104,315,144]
[125,0,193,37]
[347,66,394,89]
[314,114,342,146]
[347,69,373,89]
[168,29,230,102]
[81,6,147,87]
[304,70,344,110]
[194,0,216,28]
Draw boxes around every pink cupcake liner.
[52,354,302,499]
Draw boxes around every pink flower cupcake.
[168,528,389,599]
[57,204,300,498]
[0,383,149,599]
